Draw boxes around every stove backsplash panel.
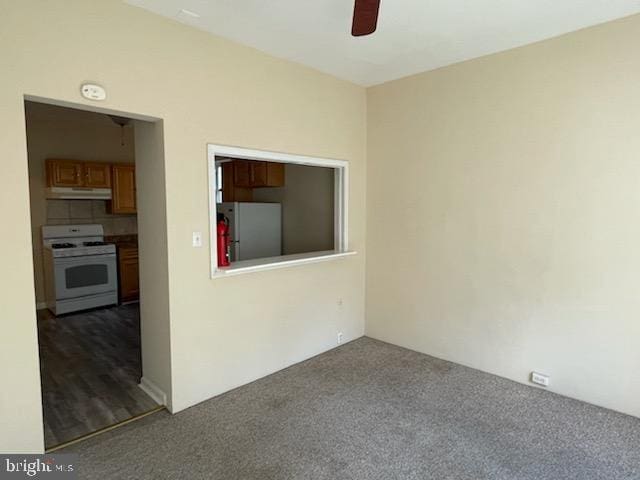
[46,199,137,235]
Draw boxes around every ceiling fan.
[351,0,381,37]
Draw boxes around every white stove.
[42,225,118,315]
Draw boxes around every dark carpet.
[64,337,640,479]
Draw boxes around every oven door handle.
[54,253,116,265]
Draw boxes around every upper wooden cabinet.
[232,160,284,188]
[46,159,84,187]
[261,162,285,187]
[251,162,269,187]
[222,162,253,202]
[108,165,136,214]
[233,160,253,188]
[46,159,136,213]
[222,160,285,202]
[83,163,111,188]
[46,159,111,188]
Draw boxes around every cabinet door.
[110,165,136,214]
[46,159,84,187]
[119,249,139,302]
[221,162,253,202]
[247,161,285,187]
[233,160,252,187]
[250,161,268,187]
[250,162,285,187]
[83,163,111,188]
[265,162,285,187]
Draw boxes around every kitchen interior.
[215,156,336,265]
[25,101,159,449]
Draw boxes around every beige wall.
[253,164,335,255]
[1,0,366,452]
[134,120,173,408]
[367,15,640,418]
[25,102,136,305]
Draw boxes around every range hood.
[45,187,112,200]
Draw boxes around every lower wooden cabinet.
[118,246,139,303]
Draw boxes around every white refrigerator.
[218,202,282,262]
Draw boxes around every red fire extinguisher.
[216,214,230,267]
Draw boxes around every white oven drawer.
[54,253,117,300]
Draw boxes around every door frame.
[23,94,173,450]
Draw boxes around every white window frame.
[207,144,354,278]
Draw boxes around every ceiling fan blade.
[351,0,380,37]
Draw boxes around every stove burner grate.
[51,243,76,249]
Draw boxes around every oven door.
[54,254,117,300]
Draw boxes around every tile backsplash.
[46,199,137,235]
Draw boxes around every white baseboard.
[139,377,167,406]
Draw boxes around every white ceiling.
[125,0,640,86]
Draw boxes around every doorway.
[24,99,169,449]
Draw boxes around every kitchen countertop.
[106,234,138,248]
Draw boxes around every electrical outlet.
[531,372,550,387]
[337,332,343,345]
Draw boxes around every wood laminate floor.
[37,304,158,449]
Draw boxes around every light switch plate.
[192,231,203,247]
